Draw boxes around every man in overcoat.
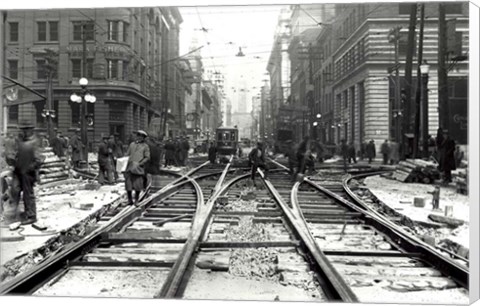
[440,130,456,184]
[98,134,114,185]
[366,140,376,164]
[125,130,150,205]
[70,129,83,168]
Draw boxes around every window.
[38,21,47,41]
[36,60,46,79]
[343,90,348,108]
[398,4,412,15]
[445,3,462,14]
[72,59,81,78]
[73,22,95,41]
[107,59,118,79]
[35,100,46,128]
[123,22,129,42]
[399,32,416,57]
[71,102,80,126]
[8,105,19,124]
[49,21,58,41]
[8,60,18,79]
[121,61,129,80]
[9,22,19,42]
[72,58,94,78]
[108,21,119,41]
[37,21,58,42]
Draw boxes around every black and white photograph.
[0,0,478,305]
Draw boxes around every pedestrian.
[294,136,310,178]
[146,136,162,175]
[389,141,399,165]
[124,130,150,205]
[380,139,390,165]
[285,140,298,182]
[454,145,464,168]
[98,134,114,185]
[70,129,84,168]
[366,140,376,164]
[360,141,367,161]
[340,139,348,173]
[440,130,456,184]
[164,138,176,167]
[347,142,357,164]
[51,131,66,157]
[208,141,217,164]
[39,133,50,148]
[238,146,243,158]
[436,127,445,170]
[12,122,44,226]
[248,142,268,186]
[180,136,190,166]
[316,141,324,163]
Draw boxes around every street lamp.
[70,77,96,169]
[420,61,430,158]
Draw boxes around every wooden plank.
[200,241,300,248]
[324,250,419,257]
[428,214,465,227]
[69,261,174,268]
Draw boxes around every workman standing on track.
[248,142,268,186]
[70,129,84,168]
[13,122,44,226]
[125,130,150,206]
[208,141,217,164]
[98,134,114,185]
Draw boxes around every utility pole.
[0,11,4,133]
[403,3,417,159]
[413,4,425,158]
[44,49,57,141]
[388,26,402,145]
[438,3,449,130]
[81,22,88,162]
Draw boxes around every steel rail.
[269,158,468,290]
[156,156,235,298]
[0,162,210,295]
[257,168,358,302]
[342,173,469,272]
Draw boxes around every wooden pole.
[438,3,449,130]
[413,4,425,159]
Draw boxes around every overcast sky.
[179,5,286,112]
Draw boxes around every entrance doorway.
[110,124,125,143]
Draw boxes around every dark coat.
[14,137,43,176]
[347,145,356,158]
[248,147,266,167]
[340,143,349,158]
[208,145,217,161]
[146,141,162,174]
[164,141,176,161]
[51,136,66,157]
[70,134,83,162]
[380,142,390,155]
[366,142,376,159]
[441,137,456,172]
[97,141,111,168]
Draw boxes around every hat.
[136,130,148,137]
[18,121,35,129]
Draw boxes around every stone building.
[5,7,187,148]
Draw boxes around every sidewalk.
[363,175,469,250]
[0,179,126,278]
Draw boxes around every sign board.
[448,98,467,144]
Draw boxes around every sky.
[178,5,286,113]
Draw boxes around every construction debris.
[391,159,440,184]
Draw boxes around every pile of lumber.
[453,169,468,195]
[38,147,69,184]
[392,159,440,184]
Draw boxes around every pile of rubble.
[391,159,440,184]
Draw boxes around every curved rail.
[257,168,358,302]
[0,161,211,295]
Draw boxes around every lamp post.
[70,77,96,168]
[315,113,321,140]
[420,61,430,158]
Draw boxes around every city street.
[0,2,477,304]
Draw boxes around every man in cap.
[12,122,44,225]
[98,134,114,185]
[366,139,376,164]
[124,130,150,205]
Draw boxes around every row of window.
[8,20,128,43]
[7,59,130,81]
[335,37,366,79]
[8,101,94,128]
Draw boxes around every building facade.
[5,7,187,148]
